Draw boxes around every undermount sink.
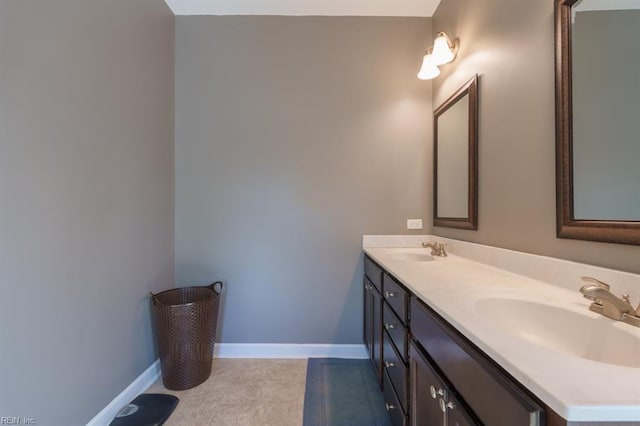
[388,250,435,262]
[474,298,640,368]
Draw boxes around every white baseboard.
[214,343,368,359]
[87,344,366,425]
[87,359,161,426]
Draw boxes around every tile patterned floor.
[146,359,308,426]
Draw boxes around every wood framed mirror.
[433,75,479,230]
[555,0,640,245]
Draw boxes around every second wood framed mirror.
[555,0,640,245]
[433,75,479,230]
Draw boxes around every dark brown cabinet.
[383,331,408,412]
[409,341,446,425]
[364,253,550,426]
[448,393,478,426]
[364,256,384,383]
[383,369,407,426]
[381,272,410,426]
[364,279,383,382]
[410,341,478,426]
[411,297,545,426]
[365,256,409,425]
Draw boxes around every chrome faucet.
[422,241,447,257]
[579,276,640,327]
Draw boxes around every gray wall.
[431,0,640,274]
[175,16,432,344]
[0,1,174,424]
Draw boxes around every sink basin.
[388,250,435,262]
[474,298,640,368]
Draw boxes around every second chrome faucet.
[579,276,640,327]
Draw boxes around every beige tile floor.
[146,359,308,426]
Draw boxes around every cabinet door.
[409,342,446,426]
[372,285,383,384]
[364,279,383,384]
[446,393,480,426]
[363,280,373,360]
[411,298,543,426]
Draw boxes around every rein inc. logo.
[0,418,36,425]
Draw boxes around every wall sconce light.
[417,32,459,80]
[432,32,458,65]
[417,48,440,80]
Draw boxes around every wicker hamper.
[151,282,223,390]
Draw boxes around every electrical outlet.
[407,219,423,230]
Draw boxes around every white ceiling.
[164,0,442,17]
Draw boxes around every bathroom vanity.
[362,236,640,426]
[365,254,543,425]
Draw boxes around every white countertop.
[363,243,640,422]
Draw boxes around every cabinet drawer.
[383,330,408,413]
[383,273,408,324]
[383,303,408,362]
[383,370,407,426]
[364,255,383,292]
[411,298,543,426]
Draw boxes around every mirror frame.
[433,74,479,230]
[555,0,640,245]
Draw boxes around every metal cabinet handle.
[385,402,396,411]
[385,361,395,368]
[429,385,445,399]
[438,398,455,412]
[439,398,447,413]
[384,323,395,330]
[385,291,396,298]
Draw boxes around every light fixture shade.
[432,32,455,65]
[417,52,440,80]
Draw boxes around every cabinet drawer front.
[383,273,408,324]
[411,298,543,426]
[383,303,408,362]
[383,370,407,426]
[383,330,408,412]
[364,255,383,292]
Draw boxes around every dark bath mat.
[109,393,178,426]
[303,358,392,426]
